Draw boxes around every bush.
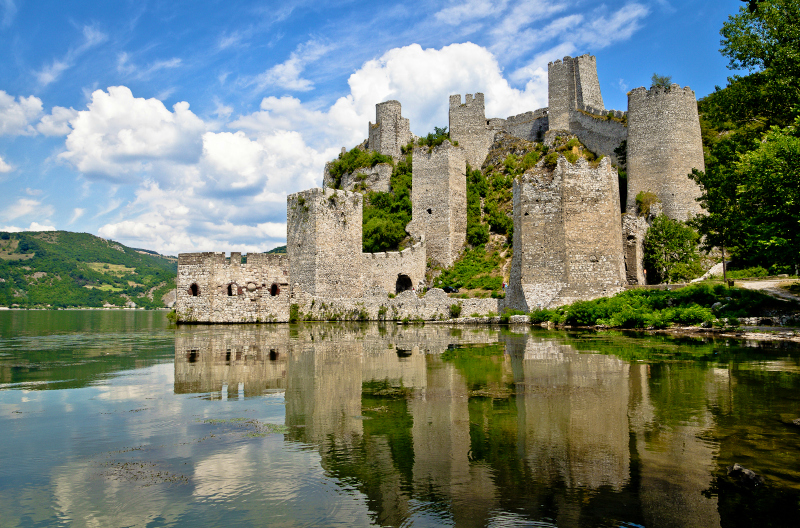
[643,215,703,284]
[636,191,660,216]
[328,148,393,188]
[289,304,301,323]
[467,223,490,246]
[543,152,559,169]
[449,303,462,318]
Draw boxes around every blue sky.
[0,0,744,254]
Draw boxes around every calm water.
[1,311,799,527]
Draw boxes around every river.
[1,310,798,527]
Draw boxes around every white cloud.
[37,106,78,136]
[434,0,507,25]
[2,198,54,222]
[117,52,182,79]
[60,86,206,181]
[255,40,332,92]
[0,155,12,173]
[0,222,56,232]
[69,208,85,224]
[34,25,108,86]
[0,91,43,136]
[25,188,42,196]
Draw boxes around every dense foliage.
[328,147,393,189]
[433,246,504,292]
[643,215,703,284]
[362,154,413,252]
[528,283,793,329]
[691,0,800,273]
[0,231,176,308]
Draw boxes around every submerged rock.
[727,463,765,487]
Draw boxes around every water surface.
[1,311,799,527]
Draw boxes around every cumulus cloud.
[255,40,332,92]
[0,91,43,136]
[0,155,12,173]
[60,86,206,181]
[37,106,78,136]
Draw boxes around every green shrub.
[643,215,703,284]
[289,304,301,323]
[417,126,450,149]
[635,191,660,217]
[328,148,393,188]
[543,152,559,169]
[449,303,462,318]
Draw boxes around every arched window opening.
[189,283,199,296]
[270,283,280,296]
[227,283,235,296]
[269,349,279,361]
[396,274,413,294]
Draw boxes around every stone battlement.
[577,104,626,120]
[628,84,697,101]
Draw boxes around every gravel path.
[737,279,800,303]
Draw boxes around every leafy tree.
[417,126,450,148]
[644,215,703,284]
[651,73,673,88]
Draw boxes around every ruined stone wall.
[549,54,604,132]
[507,157,626,310]
[627,85,704,220]
[567,110,627,164]
[503,109,549,142]
[622,213,648,285]
[573,54,604,110]
[362,238,427,294]
[449,93,495,168]
[323,162,392,193]
[407,141,466,268]
[176,252,291,323]
[368,100,412,159]
[287,187,364,299]
[296,288,502,322]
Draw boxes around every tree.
[651,73,672,88]
[644,216,703,284]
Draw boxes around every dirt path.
[736,279,800,303]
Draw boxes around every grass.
[83,284,125,292]
[86,262,137,276]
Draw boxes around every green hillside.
[0,231,176,309]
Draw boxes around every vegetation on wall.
[328,147,394,189]
[0,231,176,308]
[643,215,703,284]
[362,153,413,252]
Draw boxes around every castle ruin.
[176,53,706,323]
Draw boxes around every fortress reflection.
[174,324,721,527]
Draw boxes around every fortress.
[176,54,705,322]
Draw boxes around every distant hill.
[266,245,287,254]
[0,231,176,308]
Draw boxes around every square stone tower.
[449,93,494,169]
[407,141,467,268]
[287,188,364,298]
[368,100,412,159]
[507,156,625,310]
[547,54,604,131]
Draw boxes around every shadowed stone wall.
[449,93,495,168]
[627,85,704,220]
[407,141,467,268]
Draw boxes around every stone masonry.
[176,252,290,323]
[506,156,626,311]
[407,140,467,268]
[368,100,413,159]
[176,51,706,323]
[548,55,604,131]
[449,93,496,169]
[323,162,392,193]
[626,84,704,220]
[287,187,365,299]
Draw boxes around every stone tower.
[368,100,412,159]
[506,156,626,311]
[287,187,364,298]
[626,85,704,220]
[547,54,604,131]
[449,93,494,169]
[407,141,467,268]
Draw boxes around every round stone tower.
[626,84,704,220]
